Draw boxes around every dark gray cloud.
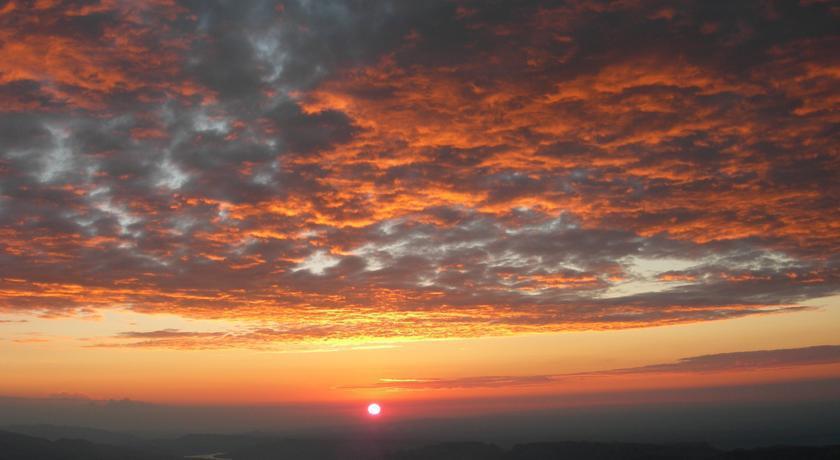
[0,0,837,344]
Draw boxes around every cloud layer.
[347,345,840,390]
[0,0,838,347]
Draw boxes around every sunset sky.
[0,0,838,433]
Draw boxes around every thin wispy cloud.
[347,345,840,390]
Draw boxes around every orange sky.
[3,296,839,413]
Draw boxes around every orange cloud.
[0,0,837,348]
[0,0,207,111]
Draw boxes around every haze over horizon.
[0,0,838,450]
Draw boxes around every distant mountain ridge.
[388,441,840,460]
[0,430,177,460]
[1,428,839,460]
[3,423,143,446]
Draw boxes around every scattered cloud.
[0,1,837,346]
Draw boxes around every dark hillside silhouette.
[2,429,839,460]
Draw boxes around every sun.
[367,403,381,416]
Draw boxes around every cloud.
[611,345,840,374]
[347,345,840,390]
[91,326,349,350]
[0,0,837,346]
[0,0,205,111]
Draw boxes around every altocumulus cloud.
[0,0,838,347]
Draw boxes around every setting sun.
[367,403,381,416]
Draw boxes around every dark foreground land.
[1,428,839,460]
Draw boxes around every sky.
[0,0,838,437]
